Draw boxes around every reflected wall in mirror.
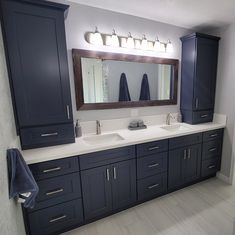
[73,49,179,110]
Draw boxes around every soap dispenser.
[75,120,82,138]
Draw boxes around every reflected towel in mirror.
[139,73,150,101]
[119,73,131,101]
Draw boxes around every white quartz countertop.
[22,120,226,165]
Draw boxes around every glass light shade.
[135,39,141,49]
[126,32,135,49]
[141,35,148,50]
[148,41,154,51]
[105,35,112,46]
[154,38,161,52]
[93,27,103,46]
[166,40,173,53]
[111,30,119,47]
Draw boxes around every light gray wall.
[0,28,25,235]
[209,24,235,179]
[65,2,191,121]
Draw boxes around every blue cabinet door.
[1,0,73,127]
[112,159,136,210]
[194,38,219,111]
[81,165,112,220]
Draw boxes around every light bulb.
[126,32,135,49]
[93,27,103,46]
[154,37,161,52]
[141,35,148,50]
[166,40,173,53]
[111,29,119,47]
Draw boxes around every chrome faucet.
[96,120,101,135]
[166,113,174,125]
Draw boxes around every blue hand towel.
[139,74,150,101]
[7,149,39,208]
[119,73,131,102]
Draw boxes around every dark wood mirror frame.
[72,49,179,110]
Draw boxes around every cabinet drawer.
[20,123,75,150]
[137,173,167,201]
[136,140,168,158]
[29,157,79,180]
[202,139,222,160]
[192,110,214,124]
[201,158,220,178]
[29,173,81,212]
[28,199,83,235]
[169,133,202,150]
[79,146,135,170]
[137,152,167,179]
[203,129,223,142]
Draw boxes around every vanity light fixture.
[141,35,148,50]
[126,32,135,49]
[154,37,161,52]
[111,29,120,47]
[90,27,103,46]
[166,40,173,53]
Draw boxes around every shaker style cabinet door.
[111,159,136,210]
[0,0,73,127]
[81,166,112,220]
[194,38,219,111]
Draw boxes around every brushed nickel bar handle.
[49,215,67,223]
[106,168,110,181]
[201,115,208,118]
[209,148,217,152]
[41,132,58,137]
[208,165,216,169]
[148,163,159,168]
[46,188,64,196]
[195,98,199,109]
[43,167,61,173]
[148,183,159,189]
[67,105,70,120]
[210,134,218,137]
[148,146,159,151]
[113,167,117,180]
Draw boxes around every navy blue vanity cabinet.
[80,147,136,221]
[168,134,202,190]
[24,157,84,235]
[180,33,220,124]
[201,129,224,178]
[136,140,168,201]
[0,0,75,149]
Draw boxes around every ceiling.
[68,0,235,30]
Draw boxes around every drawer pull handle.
[43,167,61,173]
[106,168,110,181]
[67,105,70,120]
[148,183,159,189]
[49,215,67,223]
[201,115,208,118]
[41,132,58,137]
[188,148,191,159]
[113,167,117,180]
[208,165,216,169]
[209,148,217,152]
[148,146,159,151]
[148,163,159,168]
[46,188,64,196]
[210,134,218,137]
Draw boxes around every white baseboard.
[216,172,232,184]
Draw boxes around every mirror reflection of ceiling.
[69,0,235,30]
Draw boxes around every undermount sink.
[160,124,191,132]
[83,133,125,145]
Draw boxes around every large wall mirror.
[72,49,179,110]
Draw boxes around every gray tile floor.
[63,178,235,235]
